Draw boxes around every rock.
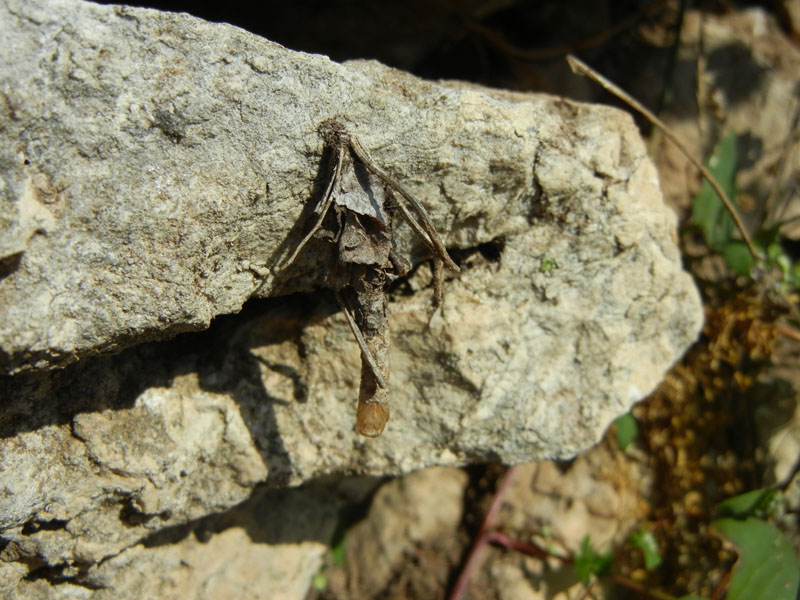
[326,467,469,599]
[314,455,651,600]
[0,0,703,596]
[1,0,699,374]
[3,476,377,600]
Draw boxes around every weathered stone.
[2,476,377,600]
[0,0,703,596]
[1,0,698,375]
[329,467,469,599]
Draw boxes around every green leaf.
[630,529,661,570]
[718,489,778,518]
[722,240,755,276]
[614,412,638,450]
[767,241,784,261]
[755,224,782,249]
[692,132,739,251]
[713,517,800,600]
[574,535,613,584]
[312,572,327,591]
[790,261,800,289]
[330,533,347,566]
[753,225,800,291]
[540,256,559,273]
[679,596,709,600]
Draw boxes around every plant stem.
[567,54,759,262]
[448,466,518,600]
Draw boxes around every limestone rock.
[3,476,375,600]
[1,0,698,375]
[0,0,703,596]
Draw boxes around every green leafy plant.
[614,412,638,450]
[331,533,347,567]
[706,489,800,600]
[712,517,799,600]
[568,491,797,599]
[692,131,740,255]
[312,572,327,591]
[717,487,780,518]
[692,132,800,289]
[630,529,662,570]
[540,256,559,273]
[754,225,800,290]
[574,535,613,584]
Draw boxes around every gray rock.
[3,475,378,600]
[0,0,703,596]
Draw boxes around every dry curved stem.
[566,54,760,263]
[334,290,387,389]
[274,141,345,275]
[346,133,460,273]
[776,322,800,343]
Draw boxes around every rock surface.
[4,474,376,600]
[320,456,650,600]
[0,0,703,596]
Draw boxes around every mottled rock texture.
[0,0,702,597]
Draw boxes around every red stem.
[449,467,688,600]
[448,466,518,600]
[488,530,567,562]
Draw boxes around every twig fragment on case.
[276,119,459,437]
